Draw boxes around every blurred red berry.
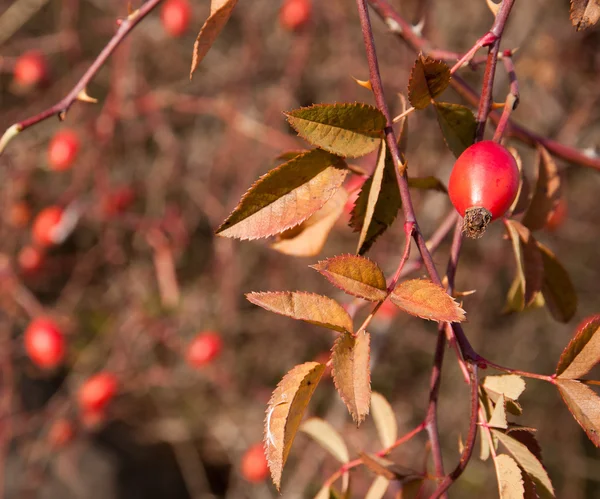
[48,130,80,171]
[186,332,223,368]
[280,0,312,32]
[13,51,48,88]
[18,245,45,273]
[102,186,136,218]
[161,0,191,37]
[546,196,567,231]
[24,317,66,369]
[78,373,118,413]
[7,201,31,228]
[241,443,269,483]
[48,419,75,447]
[32,206,63,247]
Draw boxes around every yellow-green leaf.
[301,418,349,463]
[370,392,398,449]
[434,102,476,158]
[408,54,451,109]
[556,379,600,447]
[556,315,600,379]
[537,242,577,323]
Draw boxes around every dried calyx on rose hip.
[448,140,519,238]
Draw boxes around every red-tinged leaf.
[272,189,348,257]
[370,392,398,449]
[216,149,347,240]
[521,146,561,232]
[365,476,390,499]
[390,279,466,323]
[276,150,305,162]
[434,102,476,158]
[492,429,554,498]
[556,379,600,447]
[570,0,600,30]
[557,315,600,379]
[190,0,238,79]
[494,454,525,499]
[505,220,544,308]
[265,362,326,489]
[408,54,451,110]
[349,144,402,255]
[537,242,577,323]
[300,418,349,463]
[285,103,386,158]
[332,331,371,424]
[312,254,387,301]
[247,291,353,333]
[407,176,447,193]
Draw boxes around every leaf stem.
[480,358,556,383]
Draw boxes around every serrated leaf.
[570,0,600,30]
[505,426,543,463]
[483,375,527,402]
[217,149,347,240]
[556,315,600,379]
[390,279,466,323]
[312,254,387,301]
[365,476,390,499]
[495,454,525,499]
[522,146,561,232]
[349,145,402,254]
[408,54,451,109]
[556,379,600,447]
[286,103,386,158]
[492,430,554,498]
[537,242,577,323]
[505,220,544,308]
[434,102,476,158]
[489,394,509,429]
[407,176,447,193]
[370,392,398,448]
[332,331,371,424]
[190,0,238,78]
[247,291,353,333]
[265,362,326,489]
[272,188,348,257]
[301,418,349,463]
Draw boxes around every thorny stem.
[0,0,166,156]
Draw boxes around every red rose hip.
[24,317,66,369]
[13,51,48,88]
[48,129,80,171]
[160,0,191,37]
[241,443,269,483]
[78,372,118,413]
[186,332,223,368]
[32,206,64,247]
[448,141,519,238]
[280,0,312,32]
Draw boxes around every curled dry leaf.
[537,242,577,323]
[311,254,387,301]
[556,314,600,379]
[246,291,353,333]
[570,0,600,31]
[370,392,398,449]
[332,331,372,425]
[556,379,600,447]
[494,454,525,499]
[265,362,326,489]
[301,418,349,463]
[190,0,238,79]
[285,103,386,158]
[433,102,476,158]
[272,188,348,257]
[408,53,451,110]
[390,279,466,323]
[217,149,347,240]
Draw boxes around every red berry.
[241,443,269,483]
[160,0,191,37]
[48,418,75,447]
[448,141,519,238]
[48,130,80,171]
[13,51,48,88]
[546,196,567,231]
[32,206,63,247]
[18,245,45,274]
[186,332,223,368]
[78,373,118,413]
[280,0,312,32]
[102,186,136,218]
[24,317,66,369]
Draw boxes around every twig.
[493,52,520,142]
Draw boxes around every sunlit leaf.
[556,315,600,379]
[370,392,398,449]
[489,394,508,429]
[301,418,349,463]
[272,189,348,257]
[286,103,386,158]
[390,279,466,322]
[365,476,390,499]
[312,254,387,301]
[570,0,600,30]
[332,331,371,424]
[190,0,238,78]
[434,102,476,158]
[217,149,347,240]
[265,362,326,489]
[247,291,353,333]
[408,54,451,109]
[556,379,600,447]
[537,242,577,323]
[483,375,526,402]
[495,454,525,499]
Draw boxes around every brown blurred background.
[0,0,599,497]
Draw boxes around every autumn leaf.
[217,149,347,240]
[332,331,371,424]
[265,362,326,489]
[494,454,525,499]
[556,315,600,379]
[190,0,238,79]
[312,254,387,301]
[390,279,466,322]
[570,0,600,30]
[556,379,600,447]
[489,394,508,429]
[247,291,353,333]
[483,375,527,402]
[301,418,349,463]
[285,103,386,158]
[537,242,577,323]
[365,476,390,499]
[408,54,451,109]
[371,392,398,449]
[434,102,476,158]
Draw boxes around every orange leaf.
[570,0,600,30]
[390,279,466,322]
[556,315,600,379]
[407,54,451,110]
